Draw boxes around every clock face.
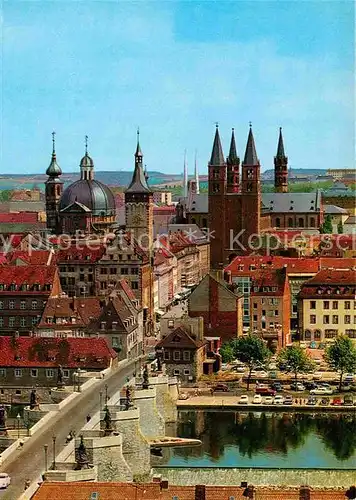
[132,214,143,225]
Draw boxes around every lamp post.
[105,384,108,405]
[99,391,103,410]
[52,435,56,470]
[77,368,81,392]
[16,413,21,439]
[44,444,48,472]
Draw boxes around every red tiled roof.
[153,206,176,212]
[250,269,288,296]
[117,279,136,302]
[6,250,56,266]
[303,268,355,286]
[299,268,356,298]
[0,212,39,224]
[225,256,321,275]
[37,297,102,328]
[57,245,106,263]
[0,336,116,368]
[0,265,57,293]
[320,258,356,269]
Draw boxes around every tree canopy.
[277,345,315,381]
[325,336,356,390]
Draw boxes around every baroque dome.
[59,179,115,217]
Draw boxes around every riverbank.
[177,395,355,412]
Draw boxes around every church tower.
[274,127,288,193]
[125,131,153,251]
[208,125,227,269]
[241,125,261,243]
[226,128,240,193]
[45,132,63,234]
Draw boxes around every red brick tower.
[208,125,227,270]
[226,128,240,193]
[45,132,63,234]
[274,127,288,193]
[241,125,261,248]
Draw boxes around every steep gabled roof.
[276,127,286,157]
[156,326,205,349]
[227,128,239,163]
[38,297,102,328]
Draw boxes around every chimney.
[299,485,311,500]
[195,484,206,500]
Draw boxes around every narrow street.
[0,359,138,500]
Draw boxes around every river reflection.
[165,411,356,469]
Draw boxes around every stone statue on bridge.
[142,364,149,389]
[30,389,39,410]
[103,406,113,435]
[125,386,133,411]
[76,435,90,469]
[57,365,65,388]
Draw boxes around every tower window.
[298,217,304,228]
[288,217,293,227]
[212,183,220,193]
[275,217,281,228]
[310,217,315,227]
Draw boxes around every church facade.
[176,126,323,269]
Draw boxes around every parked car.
[263,396,274,404]
[0,473,10,489]
[255,386,276,396]
[238,395,249,404]
[310,387,333,395]
[307,396,318,406]
[221,364,230,371]
[290,382,305,392]
[304,381,318,390]
[255,370,268,378]
[284,395,294,405]
[232,365,246,373]
[252,394,262,404]
[344,374,355,383]
[343,395,354,406]
[212,384,229,392]
[270,382,283,392]
[273,395,284,405]
[331,397,343,406]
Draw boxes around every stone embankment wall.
[149,376,178,423]
[152,467,356,488]
[133,387,165,439]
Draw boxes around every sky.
[1,0,354,176]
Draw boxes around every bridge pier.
[132,387,165,439]
[148,376,178,424]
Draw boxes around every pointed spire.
[210,124,225,165]
[125,132,152,194]
[135,128,143,158]
[194,150,200,194]
[276,127,285,157]
[46,131,62,177]
[183,150,188,198]
[228,128,238,162]
[243,123,259,165]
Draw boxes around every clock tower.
[125,131,153,251]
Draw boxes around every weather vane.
[52,131,56,153]
[249,121,252,128]
[85,135,88,154]
[215,121,219,128]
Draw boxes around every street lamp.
[99,391,103,410]
[52,435,57,470]
[44,444,48,472]
[76,368,81,392]
[16,413,21,439]
[105,384,108,404]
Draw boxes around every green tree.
[325,336,356,391]
[232,335,271,390]
[320,214,333,234]
[219,342,235,363]
[337,220,343,234]
[277,345,315,382]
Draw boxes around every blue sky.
[1,1,354,176]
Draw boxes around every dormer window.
[10,283,16,291]
[254,287,259,292]
[0,284,4,291]
[100,321,106,331]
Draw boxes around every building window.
[332,301,338,310]
[173,351,181,361]
[14,368,22,378]
[346,329,356,338]
[20,300,26,310]
[0,318,3,327]
[304,330,312,340]
[20,317,26,327]
[275,217,281,228]
[345,301,351,310]
[168,320,174,328]
[32,317,39,326]
[121,268,129,275]
[31,369,38,378]
[345,315,351,324]
[310,301,316,309]
[0,369,6,377]
[174,369,180,376]
[288,217,293,227]
[63,370,70,378]
[323,315,330,324]
[212,183,220,193]
[253,303,257,309]
[332,315,338,324]
[109,268,117,275]
[310,217,315,228]
[100,322,106,330]
[0,301,3,310]
[31,300,37,310]
[325,329,338,339]
[9,300,15,310]
[253,315,258,322]
[310,315,316,324]
[164,351,170,360]
[183,351,190,361]
[323,301,329,309]
[100,268,108,275]
[184,369,190,376]
[46,369,54,378]
[314,329,321,340]
[131,281,139,290]
[298,218,304,228]
[9,317,16,327]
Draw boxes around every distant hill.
[262,168,328,180]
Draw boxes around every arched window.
[304,329,312,340]
[298,217,304,228]
[288,217,293,228]
[310,217,315,228]
[314,329,321,340]
[275,217,281,228]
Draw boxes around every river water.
[166,410,356,469]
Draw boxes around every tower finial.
[215,122,219,129]
[137,127,140,142]
[85,135,88,155]
[249,121,252,128]
[52,131,56,155]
